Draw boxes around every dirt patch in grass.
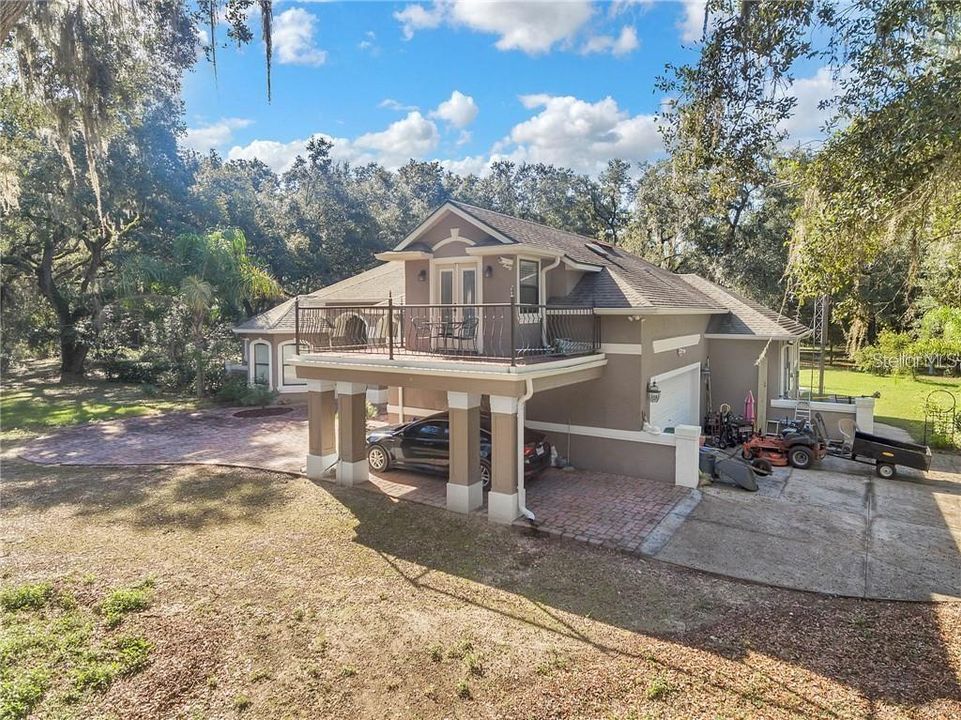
[3,457,960,718]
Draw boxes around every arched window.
[280,341,309,389]
[250,341,272,388]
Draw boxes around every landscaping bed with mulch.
[233,406,294,419]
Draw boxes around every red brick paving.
[21,408,690,554]
[524,468,691,554]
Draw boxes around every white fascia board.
[562,258,603,273]
[704,333,800,341]
[287,354,607,383]
[594,307,726,316]
[394,202,514,251]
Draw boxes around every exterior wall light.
[484,265,493,278]
[417,269,427,282]
[647,379,661,403]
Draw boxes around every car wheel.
[876,462,896,479]
[368,445,391,472]
[788,446,813,470]
[479,461,491,490]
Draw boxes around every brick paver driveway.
[21,407,310,474]
[524,469,695,554]
[20,407,693,556]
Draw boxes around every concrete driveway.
[654,426,961,601]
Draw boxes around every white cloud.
[780,67,841,147]
[380,98,419,112]
[503,94,663,174]
[431,90,479,128]
[610,0,654,14]
[581,25,638,56]
[183,118,253,152]
[395,0,593,55]
[354,111,440,166]
[358,30,378,52]
[678,0,707,44]
[394,3,445,40]
[273,7,328,66]
[227,111,440,172]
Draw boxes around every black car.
[365,411,552,488]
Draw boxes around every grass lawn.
[2,457,959,719]
[1,360,202,438]
[809,365,961,443]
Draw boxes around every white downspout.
[517,377,535,522]
[540,255,562,347]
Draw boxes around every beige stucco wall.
[540,431,676,483]
[705,338,766,414]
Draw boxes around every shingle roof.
[679,274,811,338]
[235,263,405,332]
[449,201,725,311]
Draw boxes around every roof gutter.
[594,307,728,316]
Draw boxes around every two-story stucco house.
[234,200,814,524]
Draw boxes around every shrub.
[216,375,251,404]
[0,583,53,612]
[239,383,277,408]
[100,583,152,627]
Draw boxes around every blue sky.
[182,1,835,176]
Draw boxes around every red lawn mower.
[740,419,826,473]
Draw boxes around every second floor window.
[518,259,540,310]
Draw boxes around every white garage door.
[649,364,700,431]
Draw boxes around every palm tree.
[172,229,282,397]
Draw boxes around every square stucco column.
[674,424,701,488]
[306,381,337,480]
[447,392,483,514]
[855,396,876,434]
[366,385,388,406]
[488,395,520,524]
[336,382,368,486]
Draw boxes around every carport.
[292,353,607,523]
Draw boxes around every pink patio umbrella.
[744,390,756,426]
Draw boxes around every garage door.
[649,364,700,431]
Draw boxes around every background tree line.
[1,0,958,393]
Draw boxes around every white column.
[855,396,875,434]
[673,424,701,488]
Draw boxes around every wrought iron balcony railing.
[294,293,599,366]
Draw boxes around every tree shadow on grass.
[323,482,961,715]
[3,459,292,531]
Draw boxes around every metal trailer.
[830,430,933,479]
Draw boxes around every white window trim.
[278,340,309,392]
[515,256,542,324]
[779,341,800,398]
[249,340,273,389]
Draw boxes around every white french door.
[435,263,480,352]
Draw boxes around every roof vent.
[585,242,611,259]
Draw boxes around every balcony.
[294,297,600,366]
